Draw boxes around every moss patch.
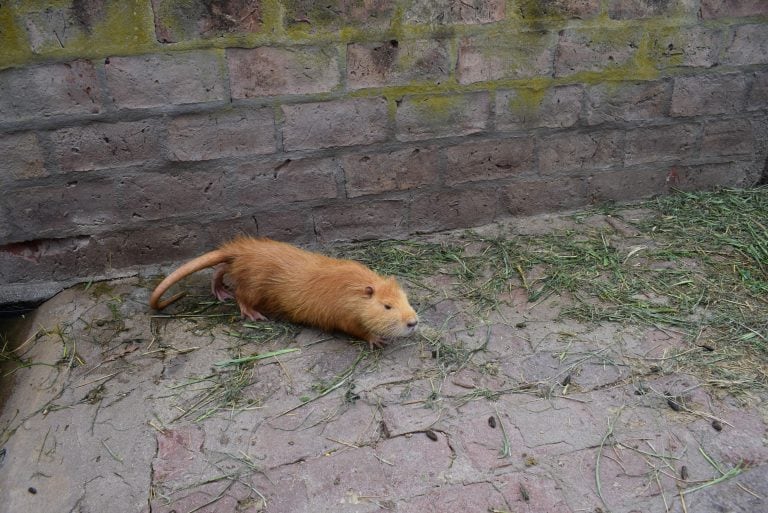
[0,5,32,68]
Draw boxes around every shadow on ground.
[1,194,767,513]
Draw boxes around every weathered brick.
[0,235,94,284]
[95,223,206,271]
[0,4,28,66]
[656,26,723,69]
[347,39,449,90]
[624,124,698,166]
[747,71,768,111]
[0,60,100,122]
[396,92,489,141]
[444,138,535,185]
[167,108,276,161]
[151,0,262,43]
[538,130,625,173]
[120,168,231,222]
[341,146,439,198]
[586,168,670,202]
[410,188,497,232]
[496,85,583,130]
[4,179,121,241]
[405,0,504,24]
[554,29,640,77]
[700,0,768,18]
[516,0,600,19]
[608,0,696,19]
[723,25,768,66]
[284,0,395,31]
[51,120,163,173]
[233,157,338,207]
[246,210,312,243]
[228,46,339,98]
[312,200,407,241]
[670,73,748,117]
[20,1,153,55]
[282,98,388,150]
[0,132,46,182]
[457,33,556,84]
[585,81,668,125]
[701,119,754,157]
[501,177,588,215]
[672,162,752,189]
[105,51,226,109]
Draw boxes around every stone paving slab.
[1,213,767,513]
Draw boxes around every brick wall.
[1,0,767,303]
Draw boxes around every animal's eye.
[384,304,392,310]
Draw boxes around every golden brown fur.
[149,237,419,348]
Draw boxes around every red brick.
[457,33,556,84]
[723,25,768,66]
[747,71,768,111]
[673,162,752,189]
[105,51,226,109]
[233,157,338,208]
[395,92,490,141]
[517,0,600,19]
[404,0,505,24]
[670,73,748,117]
[4,179,121,242]
[51,120,163,173]
[554,29,640,77]
[496,85,583,130]
[701,119,754,157]
[0,132,46,182]
[284,0,395,31]
[151,0,262,43]
[587,168,670,202]
[624,124,698,166]
[21,2,153,54]
[444,137,535,185]
[700,0,768,18]
[501,177,588,215]
[585,81,668,125]
[167,108,276,161]
[608,0,696,19]
[312,200,407,241]
[120,168,231,222]
[657,26,723,69]
[341,146,439,198]
[347,39,449,90]
[410,188,497,232]
[0,60,100,122]
[227,46,340,98]
[282,98,389,150]
[538,130,625,173]
[0,236,93,284]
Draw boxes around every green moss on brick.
[18,0,155,60]
[0,5,31,68]
[507,83,548,114]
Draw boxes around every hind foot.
[211,265,234,302]
[237,300,268,322]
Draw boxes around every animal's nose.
[407,319,418,328]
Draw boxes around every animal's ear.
[365,285,375,297]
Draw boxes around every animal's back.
[224,238,379,331]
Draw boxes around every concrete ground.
[1,209,766,513]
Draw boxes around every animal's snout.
[407,318,418,328]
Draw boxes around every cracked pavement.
[1,212,767,513]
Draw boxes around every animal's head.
[360,276,418,338]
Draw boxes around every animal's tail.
[149,250,230,310]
